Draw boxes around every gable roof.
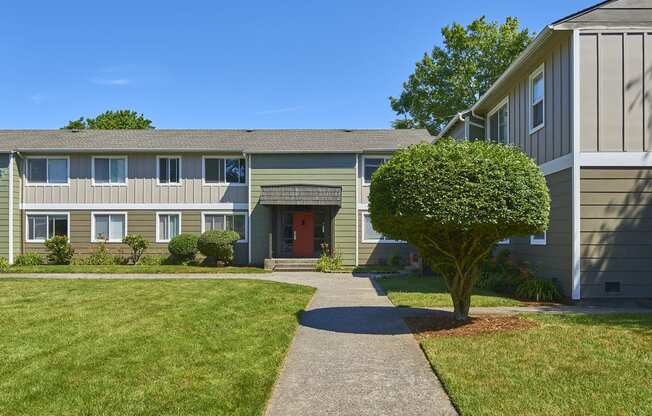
[0,129,431,153]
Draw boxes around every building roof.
[0,129,431,153]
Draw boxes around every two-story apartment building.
[0,129,424,269]
[439,0,652,299]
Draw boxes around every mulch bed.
[404,314,539,339]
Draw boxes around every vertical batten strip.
[8,152,14,264]
[572,30,582,301]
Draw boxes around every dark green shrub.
[0,257,8,273]
[168,234,199,263]
[516,278,560,302]
[197,230,240,265]
[389,254,403,267]
[14,252,45,266]
[44,236,74,265]
[122,234,149,264]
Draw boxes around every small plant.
[137,255,167,266]
[197,230,240,265]
[0,257,8,273]
[315,244,343,272]
[168,234,199,263]
[515,278,561,302]
[14,252,45,266]
[44,236,74,265]
[81,243,121,265]
[122,234,149,264]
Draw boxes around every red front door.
[292,212,314,258]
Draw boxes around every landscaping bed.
[0,278,314,415]
[5,264,268,274]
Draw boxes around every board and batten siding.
[501,169,574,296]
[580,168,652,298]
[0,154,9,259]
[249,154,356,266]
[483,32,573,165]
[579,31,652,152]
[22,154,247,205]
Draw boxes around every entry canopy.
[259,185,342,206]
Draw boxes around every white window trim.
[91,156,128,187]
[529,63,545,135]
[156,156,183,186]
[530,231,547,246]
[201,156,247,187]
[201,211,248,243]
[24,156,70,187]
[361,212,405,244]
[155,212,182,243]
[486,96,510,144]
[25,212,71,243]
[362,155,390,186]
[91,212,128,243]
[497,238,510,245]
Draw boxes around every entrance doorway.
[277,206,331,258]
[292,212,314,257]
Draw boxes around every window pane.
[533,102,544,128]
[94,159,110,183]
[205,159,222,183]
[233,215,245,240]
[490,114,499,141]
[363,215,383,240]
[29,216,47,240]
[110,159,126,183]
[169,158,179,183]
[532,74,544,103]
[239,158,246,183]
[95,215,110,241]
[498,106,508,144]
[47,159,68,183]
[205,214,224,231]
[364,158,385,182]
[158,215,168,240]
[27,159,47,183]
[110,215,125,240]
[159,158,169,183]
[225,159,243,183]
[169,215,180,239]
[49,215,68,238]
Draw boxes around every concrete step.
[268,258,319,272]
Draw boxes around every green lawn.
[418,314,652,415]
[377,275,522,307]
[0,279,314,415]
[7,264,268,274]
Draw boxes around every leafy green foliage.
[315,245,343,272]
[0,257,8,273]
[14,252,45,266]
[122,234,150,264]
[369,140,549,320]
[167,234,199,263]
[390,17,532,134]
[136,255,167,266]
[44,236,75,265]
[62,110,154,130]
[197,230,240,265]
[515,278,560,302]
[77,244,124,265]
[477,249,528,293]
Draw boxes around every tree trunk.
[451,291,471,322]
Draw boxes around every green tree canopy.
[369,140,549,320]
[62,110,154,129]
[390,17,532,134]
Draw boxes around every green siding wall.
[250,154,357,265]
[13,155,21,258]
[0,154,9,259]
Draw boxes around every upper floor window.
[93,156,127,185]
[203,157,246,184]
[363,157,390,185]
[529,64,545,133]
[157,156,181,185]
[488,98,509,144]
[26,157,69,185]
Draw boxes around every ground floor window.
[202,212,247,241]
[530,231,547,246]
[26,213,69,242]
[157,213,181,242]
[361,212,403,243]
[92,213,127,242]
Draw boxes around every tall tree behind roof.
[62,110,154,129]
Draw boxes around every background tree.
[390,17,532,134]
[62,110,154,129]
[368,140,549,321]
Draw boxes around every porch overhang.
[259,184,342,206]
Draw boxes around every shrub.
[168,234,199,263]
[137,255,166,266]
[44,236,74,265]
[81,244,122,265]
[0,257,8,273]
[389,254,403,267]
[197,230,240,265]
[122,234,149,264]
[516,278,561,302]
[315,252,343,273]
[14,252,45,266]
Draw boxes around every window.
[93,157,127,185]
[157,213,181,242]
[362,213,403,243]
[363,157,389,185]
[529,64,545,133]
[530,231,547,245]
[26,157,69,184]
[92,213,126,242]
[488,98,509,144]
[202,213,247,241]
[203,158,246,184]
[157,156,181,185]
[26,213,69,242]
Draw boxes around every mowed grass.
[419,314,652,416]
[0,279,314,415]
[377,275,521,307]
[7,264,268,274]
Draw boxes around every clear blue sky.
[0,0,596,129]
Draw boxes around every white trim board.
[21,203,249,211]
[540,153,573,176]
[8,153,14,263]
[580,152,652,167]
[571,29,582,301]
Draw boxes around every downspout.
[245,152,252,265]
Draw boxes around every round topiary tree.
[168,233,199,263]
[197,230,240,266]
[369,139,550,321]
